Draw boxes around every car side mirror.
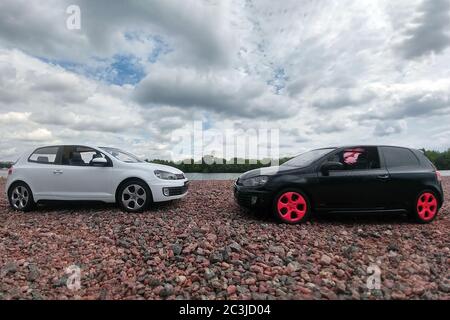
[321,161,343,174]
[91,157,108,166]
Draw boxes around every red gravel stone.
[0,177,449,300]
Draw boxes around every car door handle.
[376,174,390,181]
[53,170,63,175]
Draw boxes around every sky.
[0,0,450,161]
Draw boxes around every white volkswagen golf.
[5,145,189,212]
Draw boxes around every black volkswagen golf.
[234,146,444,224]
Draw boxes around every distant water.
[185,172,241,180]
[1,169,449,179]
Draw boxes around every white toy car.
[5,145,189,212]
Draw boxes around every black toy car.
[234,146,443,224]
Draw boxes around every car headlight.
[241,176,269,187]
[154,170,177,180]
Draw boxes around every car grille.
[167,183,189,196]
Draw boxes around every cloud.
[0,0,236,67]
[374,120,407,136]
[134,67,295,119]
[355,81,450,121]
[396,0,450,59]
[0,112,31,124]
[311,88,376,110]
[8,128,53,141]
[1,1,450,160]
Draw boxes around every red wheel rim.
[417,192,437,221]
[277,192,307,223]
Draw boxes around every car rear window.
[381,147,420,169]
[28,147,59,164]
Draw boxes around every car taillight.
[436,171,441,182]
[8,167,13,175]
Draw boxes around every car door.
[314,146,390,210]
[379,146,423,209]
[51,146,113,200]
[26,146,63,199]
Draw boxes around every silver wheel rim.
[121,184,147,211]
[11,186,29,210]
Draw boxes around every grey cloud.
[361,92,450,121]
[133,68,294,119]
[374,120,407,136]
[0,0,87,60]
[309,119,350,134]
[0,0,235,67]
[280,128,311,143]
[312,89,375,110]
[397,0,450,59]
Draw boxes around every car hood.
[125,162,184,175]
[239,165,294,180]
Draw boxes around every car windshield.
[100,147,143,163]
[282,148,335,167]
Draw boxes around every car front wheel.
[118,180,152,212]
[8,182,35,212]
[273,189,311,224]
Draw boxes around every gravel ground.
[0,177,449,300]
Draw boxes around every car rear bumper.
[438,182,445,208]
[234,183,273,209]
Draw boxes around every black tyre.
[117,179,152,212]
[272,189,312,224]
[8,182,35,212]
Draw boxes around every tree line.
[424,149,450,170]
[0,162,13,169]
[150,149,450,172]
[148,157,293,173]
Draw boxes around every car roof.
[32,144,102,149]
[321,145,418,150]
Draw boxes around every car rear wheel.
[273,189,311,224]
[118,180,152,213]
[411,190,439,223]
[8,182,35,212]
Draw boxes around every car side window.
[28,147,59,164]
[328,147,380,170]
[62,146,110,166]
[381,147,419,169]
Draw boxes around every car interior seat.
[69,152,85,166]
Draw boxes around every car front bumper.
[234,183,273,209]
[150,179,190,202]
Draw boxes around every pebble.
[320,255,332,265]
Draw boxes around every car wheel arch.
[115,177,153,203]
[418,186,443,208]
[7,180,33,197]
